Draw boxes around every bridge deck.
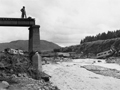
[0,17,35,27]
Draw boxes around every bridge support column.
[29,25,40,53]
[29,25,42,79]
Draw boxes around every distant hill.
[0,40,60,51]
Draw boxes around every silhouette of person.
[21,6,27,18]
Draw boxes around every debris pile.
[0,53,60,90]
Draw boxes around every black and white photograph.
[0,0,120,90]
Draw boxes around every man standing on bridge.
[21,6,27,18]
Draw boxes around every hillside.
[78,38,120,55]
[0,40,60,51]
[80,30,120,44]
[59,38,120,58]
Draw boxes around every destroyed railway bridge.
[0,17,43,79]
[0,17,40,53]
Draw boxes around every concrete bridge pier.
[29,25,42,79]
[29,25,40,53]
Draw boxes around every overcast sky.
[0,0,120,46]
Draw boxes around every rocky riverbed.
[43,59,120,90]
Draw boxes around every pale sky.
[0,0,120,47]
